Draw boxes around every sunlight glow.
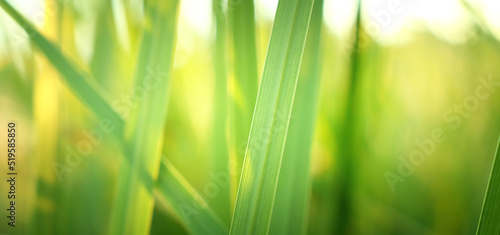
[480,0,500,40]
[179,0,213,39]
[323,0,475,45]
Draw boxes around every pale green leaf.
[209,0,231,224]
[228,0,259,209]
[230,0,316,234]
[269,0,324,234]
[108,1,180,234]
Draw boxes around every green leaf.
[228,0,259,208]
[476,135,500,235]
[108,1,180,234]
[0,1,227,234]
[156,158,229,235]
[269,0,324,234]
[335,1,362,233]
[230,0,316,234]
[209,0,231,224]
[0,0,124,135]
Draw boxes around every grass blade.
[0,1,227,233]
[230,0,315,234]
[208,0,231,224]
[228,0,259,208]
[0,0,124,134]
[476,135,500,234]
[108,0,180,234]
[269,0,324,233]
[156,159,229,235]
[335,1,362,233]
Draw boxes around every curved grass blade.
[476,135,500,235]
[0,0,124,135]
[228,0,259,208]
[156,159,229,235]
[0,1,227,234]
[230,0,315,234]
[269,0,324,234]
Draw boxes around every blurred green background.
[0,0,499,234]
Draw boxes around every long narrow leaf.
[0,1,227,233]
[476,135,500,234]
[336,1,362,234]
[208,0,231,224]
[230,0,315,234]
[269,0,324,234]
[228,0,259,208]
[0,0,124,134]
[108,1,179,234]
